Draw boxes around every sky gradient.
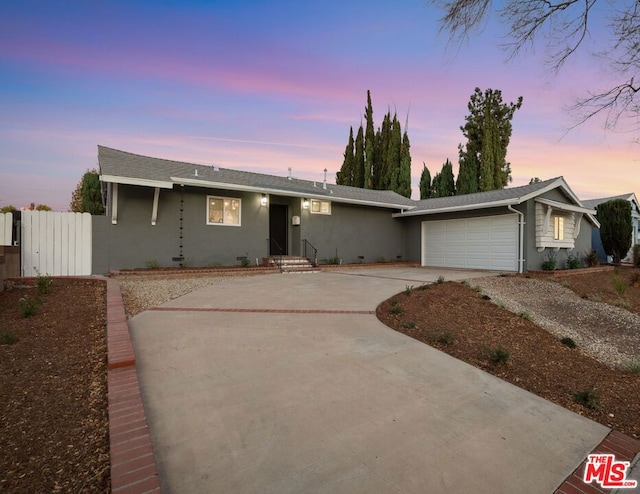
[1,0,638,211]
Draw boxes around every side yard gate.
[20,211,92,277]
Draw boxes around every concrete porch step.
[262,256,320,273]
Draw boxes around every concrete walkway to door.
[128,267,609,493]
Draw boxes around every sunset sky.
[1,0,638,211]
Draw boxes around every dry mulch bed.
[377,266,640,437]
[0,279,109,493]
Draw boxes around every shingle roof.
[582,194,635,209]
[98,145,416,209]
[400,177,568,215]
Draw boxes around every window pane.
[209,198,223,223]
[311,200,321,213]
[225,199,240,225]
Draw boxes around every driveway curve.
[128,267,609,494]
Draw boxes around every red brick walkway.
[106,277,161,493]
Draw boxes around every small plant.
[403,321,416,329]
[560,337,577,349]
[389,300,403,315]
[19,296,40,318]
[0,330,19,345]
[241,258,252,268]
[613,298,631,310]
[34,269,53,294]
[436,275,445,284]
[327,256,341,265]
[405,285,414,295]
[416,284,430,291]
[541,251,557,271]
[625,359,640,375]
[436,331,454,345]
[566,253,581,269]
[517,310,532,321]
[145,259,160,269]
[612,274,627,296]
[573,389,600,410]
[584,249,599,267]
[488,346,510,364]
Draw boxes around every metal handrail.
[268,238,285,272]
[301,239,318,266]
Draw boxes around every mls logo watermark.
[583,454,638,489]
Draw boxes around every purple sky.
[1,0,638,211]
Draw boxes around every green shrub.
[436,331,454,345]
[405,285,414,295]
[612,274,627,296]
[416,284,430,291]
[566,253,581,269]
[35,269,53,294]
[517,310,532,321]
[560,337,577,349]
[389,300,403,315]
[488,346,510,364]
[0,331,19,345]
[241,258,252,268]
[584,249,599,267]
[573,389,600,410]
[145,259,160,269]
[19,296,40,318]
[541,251,557,271]
[436,275,445,284]
[625,359,640,375]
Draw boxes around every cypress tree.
[419,163,431,200]
[396,129,412,198]
[438,159,455,197]
[336,127,355,186]
[597,199,633,264]
[364,90,375,189]
[353,125,365,188]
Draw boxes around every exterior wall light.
[303,198,310,209]
[261,194,268,206]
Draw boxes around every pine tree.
[70,169,105,214]
[458,87,522,193]
[336,127,355,186]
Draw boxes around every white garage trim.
[421,214,518,271]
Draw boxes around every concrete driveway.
[129,267,609,493]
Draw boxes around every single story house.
[94,146,598,274]
[582,193,640,263]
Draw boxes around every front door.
[269,204,288,255]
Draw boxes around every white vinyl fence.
[0,212,12,246]
[21,211,92,277]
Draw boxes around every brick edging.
[554,430,640,493]
[105,277,162,493]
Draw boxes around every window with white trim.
[553,216,564,240]
[207,196,241,226]
[310,200,331,215]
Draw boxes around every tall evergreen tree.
[458,87,522,193]
[396,129,412,198]
[70,169,105,214]
[432,159,455,198]
[353,125,365,188]
[597,199,633,264]
[336,127,355,186]
[364,90,375,189]
[419,163,431,200]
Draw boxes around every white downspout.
[508,205,525,273]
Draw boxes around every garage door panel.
[422,215,517,271]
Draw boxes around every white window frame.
[206,196,241,226]
[310,199,331,215]
[553,216,564,240]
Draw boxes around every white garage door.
[422,214,518,271]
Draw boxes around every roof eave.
[100,174,174,189]
[392,198,520,218]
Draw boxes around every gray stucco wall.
[298,201,406,264]
[92,185,407,272]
